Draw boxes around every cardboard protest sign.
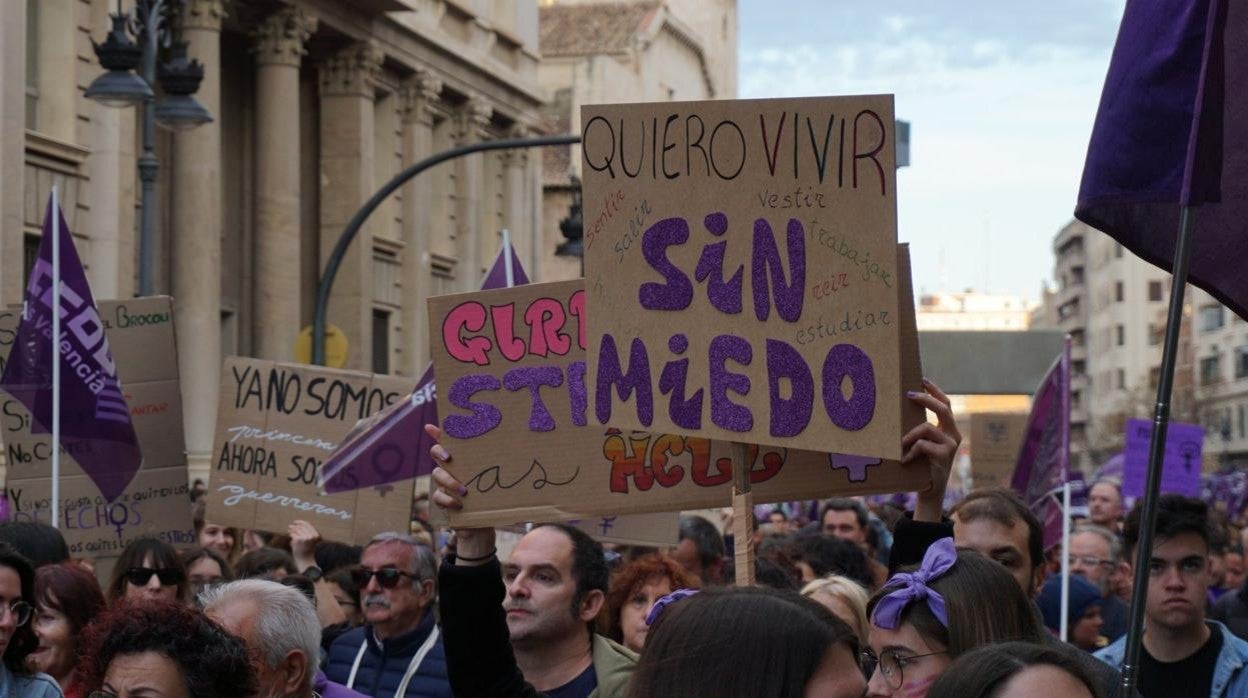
[429,246,926,528]
[205,358,416,544]
[580,96,902,459]
[1123,417,1203,498]
[970,412,1029,489]
[0,297,194,557]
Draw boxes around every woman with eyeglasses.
[862,538,1045,697]
[29,563,106,698]
[178,548,233,606]
[0,543,63,697]
[77,600,255,698]
[106,538,188,606]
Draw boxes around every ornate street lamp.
[85,1,213,296]
[556,175,584,270]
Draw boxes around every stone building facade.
[2,0,547,480]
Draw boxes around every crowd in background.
[0,380,1242,697]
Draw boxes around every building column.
[251,7,316,360]
[502,124,530,265]
[319,42,382,372]
[0,0,25,305]
[455,95,492,286]
[172,0,225,482]
[399,70,442,375]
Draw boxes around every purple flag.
[1122,418,1204,498]
[318,243,531,493]
[1076,0,1247,318]
[0,197,142,502]
[1010,338,1071,548]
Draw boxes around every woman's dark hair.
[0,543,38,674]
[235,547,298,580]
[627,587,858,698]
[180,547,234,581]
[867,549,1044,660]
[799,535,873,588]
[326,568,359,607]
[0,522,69,568]
[35,562,107,635]
[77,600,257,698]
[926,641,1103,698]
[314,541,363,574]
[107,537,189,604]
[598,554,697,642]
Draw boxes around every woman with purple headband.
[863,538,1044,698]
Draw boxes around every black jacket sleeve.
[888,513,954,574]
[438,557,544,698]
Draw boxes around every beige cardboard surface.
[430,245,927,528]
[581,96,902,459]
[205,358,416,544]
[503,512,680,548]
[0,297,193,552]
[970,412,1029,489]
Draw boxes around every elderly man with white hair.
[204,578,366,698]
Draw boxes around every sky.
[738,0,1127,303]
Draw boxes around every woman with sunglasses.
[30,563,106,698]
[106,538,188,605]
[862,538,1045,697]
[0,543,62,697]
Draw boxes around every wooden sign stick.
[732,441,755,587]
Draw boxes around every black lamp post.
[85,1,212,296]
[556,175,584,274]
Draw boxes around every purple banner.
[1010,337,1070,548]
[0,196,142,502]
[1122,418,1203,498]
[318,243,531,493]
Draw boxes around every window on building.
[22,233,40,287]
[372,309,390,374]
[1115,281,1124,302]
[1116,324,1125,346]
[1201,304,1226,332]
[1201,355,1222,385]
[1236,346,1248,379]
[221,309,238,357]
[1148,280,1163,302]
[1239,404,1245,439]
[1148,323,1164,346]
[1116,369,1125,390]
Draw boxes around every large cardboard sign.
[430,247,926,527]
[970,412,1029,489]
[580,96,902,459]
[1123,417,1203,498]
[205,358,416,544]
[0,297,194,556]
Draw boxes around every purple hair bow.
[645,588,699,626]
[871,537,957,630]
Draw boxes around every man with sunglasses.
[323,533,451,697]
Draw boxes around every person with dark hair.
[754,556,799,591]
[428,423,637,698]
[106,537,188,605]
[0,543,61,696]
[821,499,889,587]
[671,515,725,585]
[1036,574,1105,652]
[191,499,240,563]
[798,534,874,589]
[0,522,69,569]
[31,562,106,696]
[236,546,298,580]
[926,641,1101,698]
[77,600,255,698]
[326,567,363,627]
[627,587,866,698]
[863,538,1045,696]
[599,554,698,652]
[180,547,233,604]
[1095,495,1248,697]
[323,532,450,697]
[315,540,364,575]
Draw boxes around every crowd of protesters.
[0,379,1242,696]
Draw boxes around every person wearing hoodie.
[1037,574,1106,652]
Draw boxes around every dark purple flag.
[319,242,531,493]
[0,197,142,502]
[1076,0,1247,318]
[1010,338,1071,548]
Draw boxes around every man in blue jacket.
[324,532,451,698]
[1094,495,1248,697]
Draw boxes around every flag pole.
[50,187,61,531]
[502,229,515,288]
[1120,206,1195,694]
[1060,483,1072,642]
